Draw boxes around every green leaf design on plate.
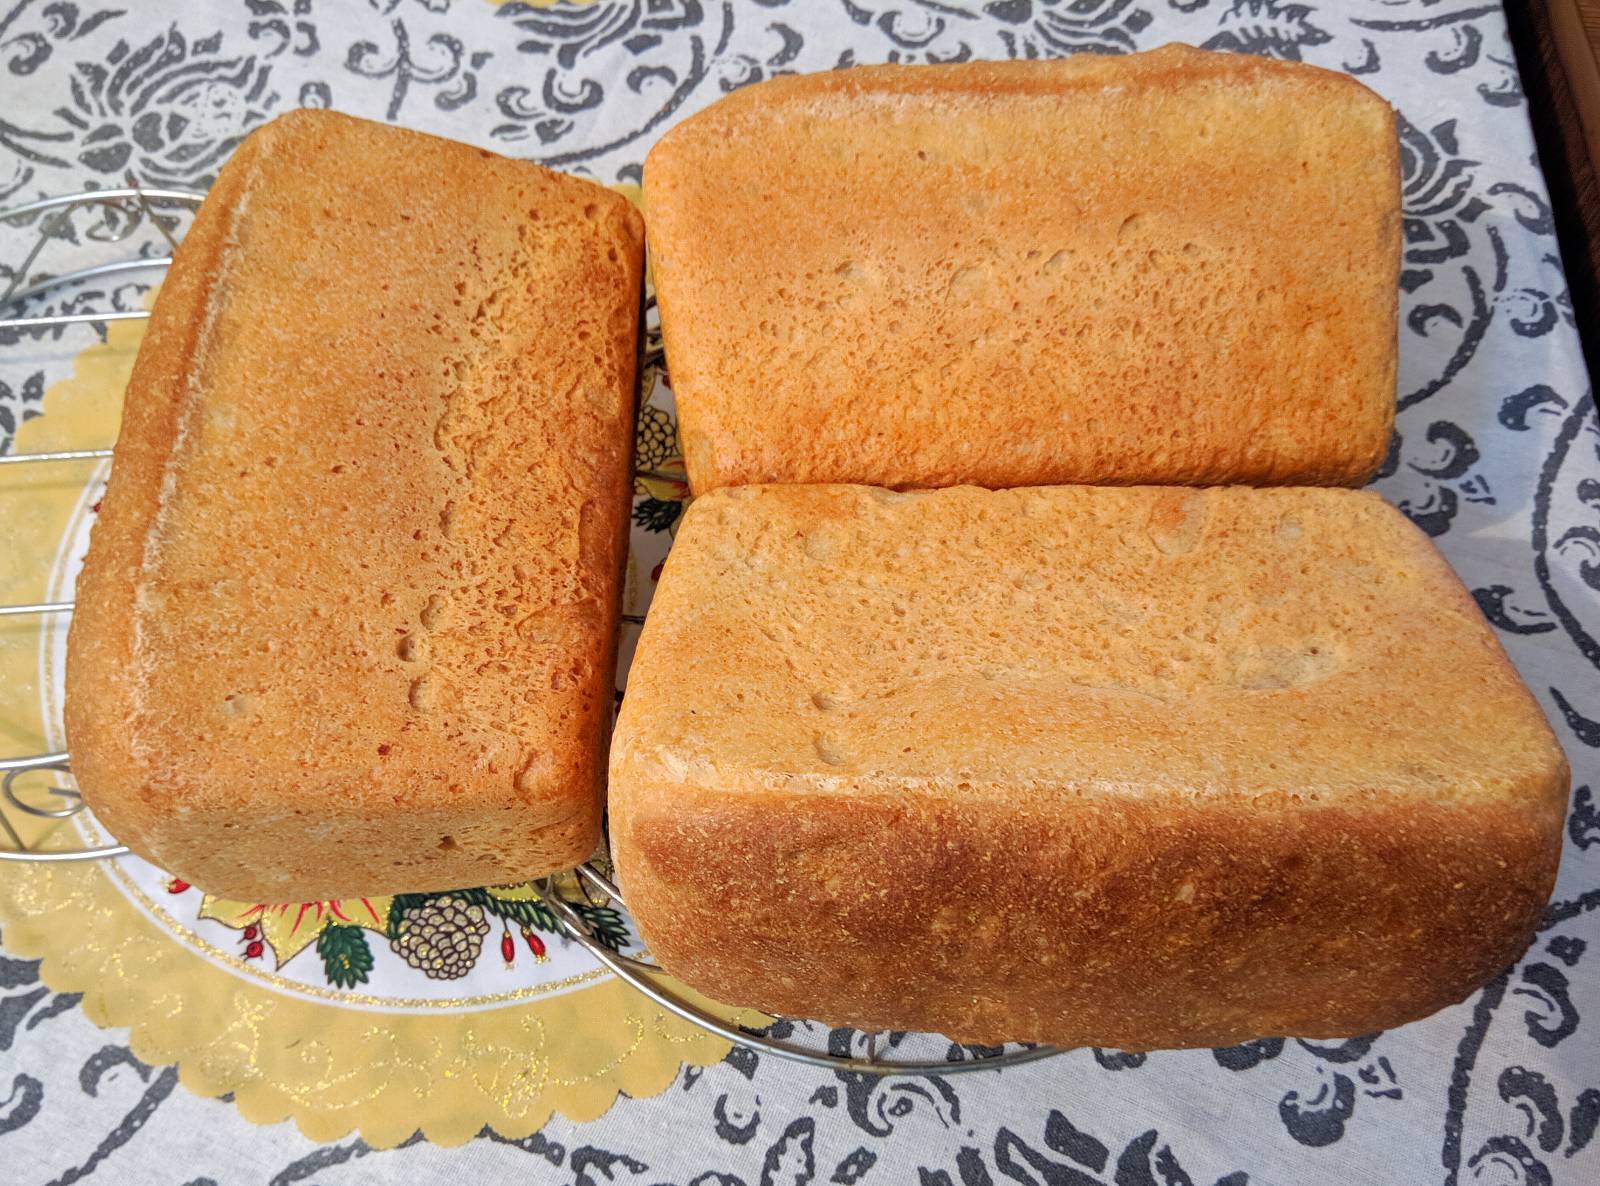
[317,923,375,989]
[634,496,683,533]
[573,904,630,953]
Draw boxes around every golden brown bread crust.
[66,109,644,901]
[644,45,1400,494]
[610,486,1569,1048]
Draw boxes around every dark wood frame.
[1507,1,1600,377]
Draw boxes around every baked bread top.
[66,109,643,899]
[614,484,1564,814]
[645,46,1400,493]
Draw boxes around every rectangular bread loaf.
[610,485,1569,1049]
[644,46,1400,493]
[65,109,644,902]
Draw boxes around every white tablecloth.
[2,2,1597,1183]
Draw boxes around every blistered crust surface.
[611,484,1569,1048]
[645,46,1400,492]
[66,109,644,900]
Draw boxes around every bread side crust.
[615,771,1563,1048]
[66,126,264,890]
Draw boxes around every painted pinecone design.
[635,404,677,473]
[388,896,489,980]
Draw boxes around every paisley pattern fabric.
[1,2,1596,1183]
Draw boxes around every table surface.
[3,3,1599,1185]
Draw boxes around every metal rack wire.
[0,185,1061,1076]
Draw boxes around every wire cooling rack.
[0,183,1062,1077]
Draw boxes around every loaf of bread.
[66,109,644,902]
[644,46,1400,494]
[611,485,1568,1049]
